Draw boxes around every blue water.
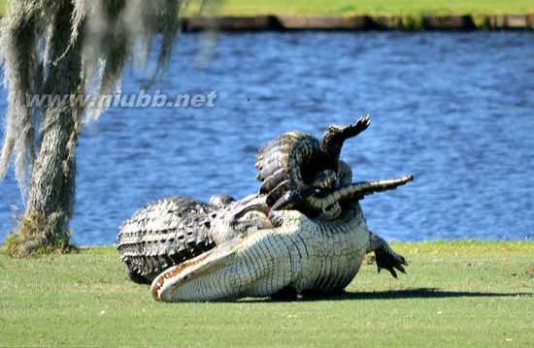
[1,32,533,245]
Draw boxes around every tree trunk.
[10,0,83,255]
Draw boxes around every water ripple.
[0,32,533,245]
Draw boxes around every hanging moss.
[1,0,193,181]
[1,0,201,255]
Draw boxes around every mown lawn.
[1,241,532,347]
[0,1,533,17]
[189,0,534,16]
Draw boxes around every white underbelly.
[293,203,369,292]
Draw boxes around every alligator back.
[118,197,217,284]
[256,131,329,207]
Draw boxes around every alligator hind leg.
[366,231,407,278]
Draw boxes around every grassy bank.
[191,0,534,16]
[0,1,533,17]
[1,241,533,347]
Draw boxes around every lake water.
[0,32,533,245]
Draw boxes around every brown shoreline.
[181,14,534,32]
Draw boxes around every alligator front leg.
[366,231,407,278]
[321,115,371,163]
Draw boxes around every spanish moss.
[0,0,194,255]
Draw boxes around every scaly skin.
[120,117,411,297]
[151,201,406,302]
[117,194,272,284]
[256,131,325,206]
[151,204,365,301]
[118,197,215,284]
[118,175,411,285]
[273,175,414,212]
[256,116,371,214]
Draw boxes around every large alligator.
[151,198,407,302]
[118,117,413,301]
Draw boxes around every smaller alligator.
[256,116,371,218]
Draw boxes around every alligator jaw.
[307,174,414,210]
[150,214,304,302]
[151,238,242,302]
[271,174,413,215]
[319,202,342,220]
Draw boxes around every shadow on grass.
[299,288,533,301]
[238,288,533,303]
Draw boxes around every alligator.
[117,175,411,285]
[118,117,413,300]
[118,117,374,284]
[256,115,372,218]
[151,198,407,302]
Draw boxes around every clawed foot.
[344,115,371,138]
[331,115,372,141]
[375,246,407,279]
[333,115,371,142]
[322,115,371,158]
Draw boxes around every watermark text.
[23,90,218,110]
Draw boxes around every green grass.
[191,0,534,16]
[1,241,532,347]
[0,1,533,17]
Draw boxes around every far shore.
[0,13,532,31]
[0,0,533,31]
[178,14,534,31]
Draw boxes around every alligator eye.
[314,188,330,198]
